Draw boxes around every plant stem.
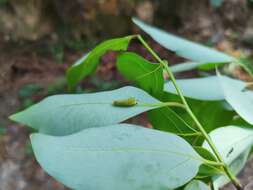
[137,35,243,190]
[139,102,186,109]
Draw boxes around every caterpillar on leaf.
[113,97,138,107]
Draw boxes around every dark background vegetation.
[1,0,253,189]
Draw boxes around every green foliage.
[203,126,253,189]
[148,107,197,136]
[217,72,253,125]
[67,35,134,90]
[31,124,202,190]
[9,18,253,190]
[194,147,221,178]
[10,86,162,136]
[164,76,224,101]
[117,52,164,97]
[133,18,234,68]
[133,18,253,78]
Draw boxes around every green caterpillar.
[113,97,138,107]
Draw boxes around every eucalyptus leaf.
[203,126,253,168]
[170,62,202,73]
[31,124,203,190]
[213,149,250,190]
[184,180,211,190]
[67,35,134,90]
[133,18,235,66]
[117,52,163,97]
[203,126,253,188]
[217,72,253,125]
[147,107,196,135]
[161,92,234,136]
[10,86,161,136]
[164,76,224,101]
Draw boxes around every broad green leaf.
[117,52,163,97]
[10,86,161,136]
[67,35,134,89]
[187,100,234,134]
[162,92,234,136]
[164,76,224,101]
[31,124,203,190]
[217,72,253,125]
[190,101,235,135]
[184,180,211,190]
[133,18,235,65]
[203,126,253,188]
[147,107,197,136]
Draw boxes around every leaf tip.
[9,112,21,123]
[132,17,142,26]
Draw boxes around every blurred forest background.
[1,0,253,189]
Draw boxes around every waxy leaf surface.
[10,86,161,136]
[133,18,234,66]
[203,126,253,189]
[31,124,203,190]
[164,76,224,101]
[218,73,253,125]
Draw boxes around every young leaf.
[164,76,224,101]
[67,35,134,90]
[184,180,211,190]
[217,72,253,125]
[31,124,203,190]
[133,18,235,67]
[117,52,164,97]
[203,126,253,189]
[10,86,162,136]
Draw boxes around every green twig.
[139,102,186,109]
[137,35,243,190]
